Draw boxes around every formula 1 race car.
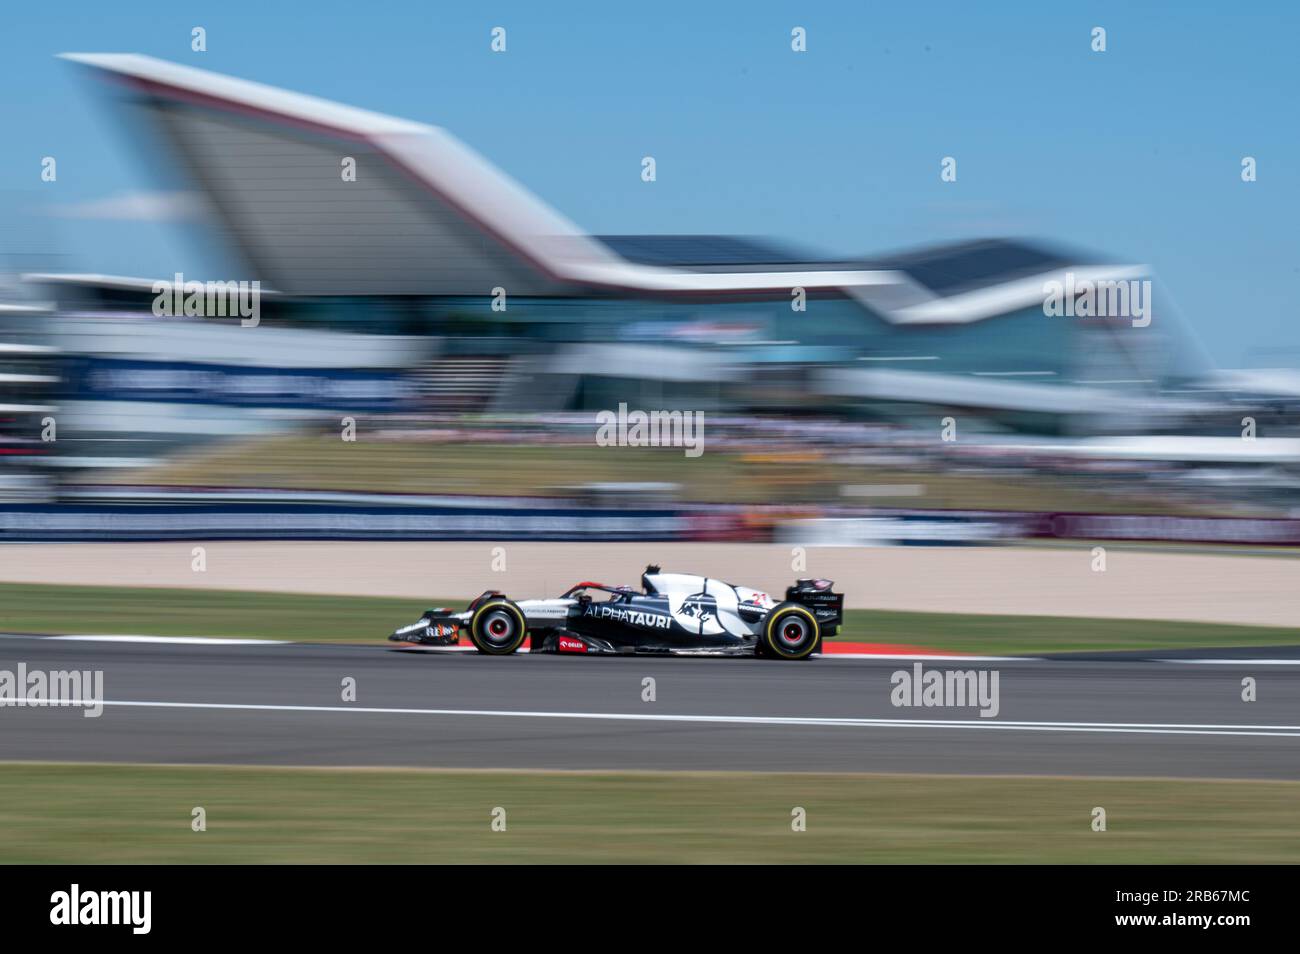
[388,565,843,660]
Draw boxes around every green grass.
[1,763,1297,863]
[0,582,432,643]
[1,581,1297,654]
[843,609,1300,655]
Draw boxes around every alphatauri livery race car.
[389,566,844,660]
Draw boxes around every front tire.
[762,603,819,660]
[469,598,528,655]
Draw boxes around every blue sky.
[2,0,1296,366]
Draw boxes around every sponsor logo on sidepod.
[583,604,671,629]
[557,636,588,653]
[680,591,718,624]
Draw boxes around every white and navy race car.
[389,565,843,660]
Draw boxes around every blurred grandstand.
[3,53,1299,541]
[0,282,59,502]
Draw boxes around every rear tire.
[469,598,528,655]
[762,603,819,660]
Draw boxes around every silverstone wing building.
[27,53,1214,466]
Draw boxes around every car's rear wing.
[785,579,844,632]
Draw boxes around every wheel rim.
[775,615,810,651]
[481,609,517,646]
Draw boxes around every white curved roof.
[60,53,904,301]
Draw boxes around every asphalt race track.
[2,634,1299,778]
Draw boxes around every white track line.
[16,698,1300,738]
[396,646,1028,662]
[13,634,1300,666]
[48,635,288,645]
[1160,658,1300,666]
